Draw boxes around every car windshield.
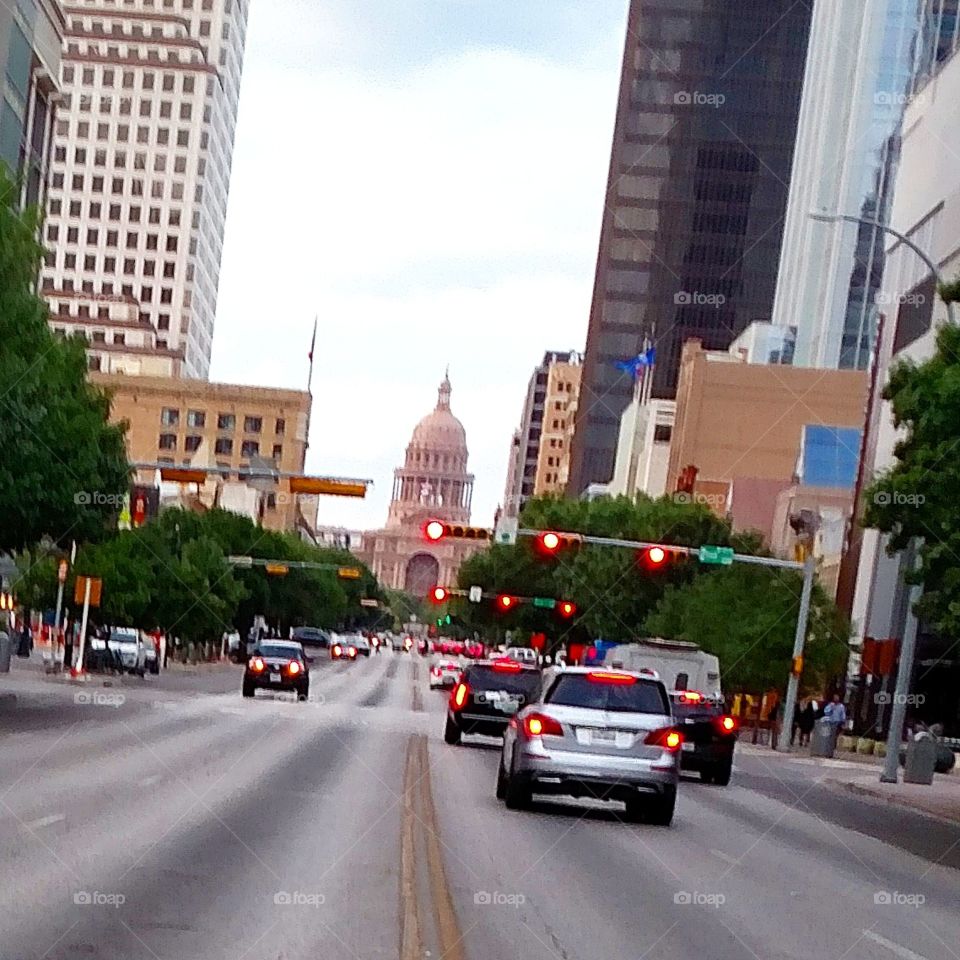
[466,665,539,697]
[257,644,300,659]
[546,675,669,714]
[109,631,138,644]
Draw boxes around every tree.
[0,169,130,551]
[644,565,850,694]
[866,322,960,635]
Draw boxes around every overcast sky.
[211,0,629,530]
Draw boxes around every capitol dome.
[410,374,467,452]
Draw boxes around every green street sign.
[699,545,735,566]
[532,597,556,609]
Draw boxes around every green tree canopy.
[0,169,129,552]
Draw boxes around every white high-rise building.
[40,0,251,379]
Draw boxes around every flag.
[613,346,656,379]
[308,317,317,362]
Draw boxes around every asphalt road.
[1,653,958,960]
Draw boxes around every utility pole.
[777,554,816,753]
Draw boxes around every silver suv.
[496,667,681,825]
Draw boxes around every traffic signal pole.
[779,554,816,755]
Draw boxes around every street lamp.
[809,211,948,782]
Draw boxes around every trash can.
[904,736,938,785]
[0,631,12,673]
[810,718,837,758]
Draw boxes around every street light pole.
[778,554,817,754]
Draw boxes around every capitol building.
[359,373,486,595]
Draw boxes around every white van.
[602,638,721,697]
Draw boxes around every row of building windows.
[62,93,196,122]
[54,117,199,150]
[157,435,282,458]
[53,146,194,175]
[160,409,285,435]
[48,196,194,227]
[48,223,181,253]
[51,171,192,200]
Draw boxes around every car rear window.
[546,675,669,714]
[258,644,300,659]
[466,665,539,697]
[670,696,724,720]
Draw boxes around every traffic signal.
[496,594,517,611]
[423,520,492,542]
[558,600,577,618]
[429,586,448,603]
[536,531,582,556]
[0,592,14,611]
[639,545,679,571]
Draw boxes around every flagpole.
[307,316,318,395]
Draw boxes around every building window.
[160,408,179,426]
[158,433,177,451]
[185,435,202,452]
[241,440,259,458]
[243,416,262,433]
[653,425,672,443]
[187,410,205,428]
[217,413,235,430]
[214,437,233,455]
[272,444,283,460]
[275,418,285,435]
[266,493,277,510]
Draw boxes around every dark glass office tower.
[567,0,812,495]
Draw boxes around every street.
[1,654,958,960]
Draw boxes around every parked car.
[292,626,331,649]
[106,627,150,676]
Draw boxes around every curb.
[824,776,960,827]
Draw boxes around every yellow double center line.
[399,734,465,960]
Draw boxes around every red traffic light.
[639,545,676,571]
[648,546,666,565]
[430,586,448,603]
[540,532,561,552]
[496,594,516,611]
[536,530,582,555]
[424,520,446,542]
[558,601,576,618]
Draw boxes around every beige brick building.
[92,373,313,532]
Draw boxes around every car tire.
[443,716,461,745]
[699,768,715,784]
[645,786,677,826]
[622,797,646,823]
[242,680,255,698]
[149,661,160,675]
[504,768,532,811]
[495,759,508,800]
[297,685,309,702]
[712,760,732,787]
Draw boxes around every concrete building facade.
[0,0,64,208]
[92,372,312,532]
[41,0,250,378]
[603,395,675,500]
[666,339,868,495]
[567,0,812,495]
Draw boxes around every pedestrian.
[822,692,847,729]
[798,699,816,746]
[16,622,32,658]
[790,700,802,746]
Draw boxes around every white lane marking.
[862,930,930,960]
[140,775,162,787]
[22,813,66,830]
[709,848,740,866]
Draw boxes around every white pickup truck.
[89,627,152,676]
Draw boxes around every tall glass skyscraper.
[567,0,812,496]
[772,0,926,370]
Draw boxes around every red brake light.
[720,715,737,733]
[679,690,703,702]
[431,666,440,677]
[332,644,341,656]
[492,660,522,672]
[587,671,636,685]
[451,682,470,710]
[288,660,301,675]
[645,727,683,750]
[249,656,265,672]
[523,713,563,737]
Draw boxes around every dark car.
[444,660,541,745]
[291,626,330,649]
[243,641,310,701]
[670,691,738,784]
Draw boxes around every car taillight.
[332,644,342,657]
[645,727,683,750]
[451,682,470,710]
[349,647,357,658]
[679,690,703,703]
[249,656,265,672]
[431,667,440,677]
[492,660,522,672]
[288,660,301,675]
[586,671,636,685]
[719,715,737,733]
[523,713,563,737]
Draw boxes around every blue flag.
[613,347,656,379]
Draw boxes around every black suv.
[243,641,310,701]
[291,626,330,649]
[444,660,540,744]
[670,692,738,784]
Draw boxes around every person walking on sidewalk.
[822,693,847,727]
[797,700,816,746]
